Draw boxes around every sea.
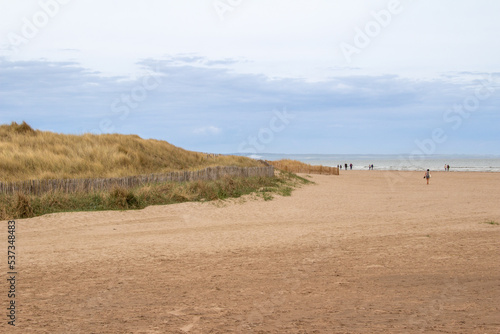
[238,154,500,173]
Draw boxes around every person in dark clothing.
[424,169,431,185]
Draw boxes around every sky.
[0,0,499,155]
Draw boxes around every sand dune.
[2,171,500,333]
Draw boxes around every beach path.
[2,171,500,333]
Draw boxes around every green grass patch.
[259,191,274,201]
[482,220,499,225]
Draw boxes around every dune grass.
[0,170,311,220]
[0,122,314,220]
[267,159,339,175]
[0,122,260,182]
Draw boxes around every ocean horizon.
[235,153,500,173]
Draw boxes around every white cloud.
[192,126,222,136]
[1,1,499,79]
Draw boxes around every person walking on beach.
[350,163,353,170]
[345,163,348,170]
[447,164,450,171]
[424,169,431,185]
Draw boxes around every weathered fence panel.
[267,160,339,175]
[0,165,275,196]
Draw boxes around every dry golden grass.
[268,159,339,175]
[0,122,260,182]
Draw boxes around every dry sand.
[2,170,500,333]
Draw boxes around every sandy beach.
[2,170,500,333]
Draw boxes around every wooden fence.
[0,166,274,196]
[267,160,339,175]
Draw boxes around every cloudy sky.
[1,0,499,154]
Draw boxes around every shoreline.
[334,169,500,173]
[256,154,500,173]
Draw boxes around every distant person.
[339,165,342,170]
[350,163,353,170]
[444,164,447,171]
[447,164,450,171]
[345,163,348,170]
[424,169,431,185]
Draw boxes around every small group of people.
[338,163,378,170]
[338,163,353,170]
[424,164,451,185]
